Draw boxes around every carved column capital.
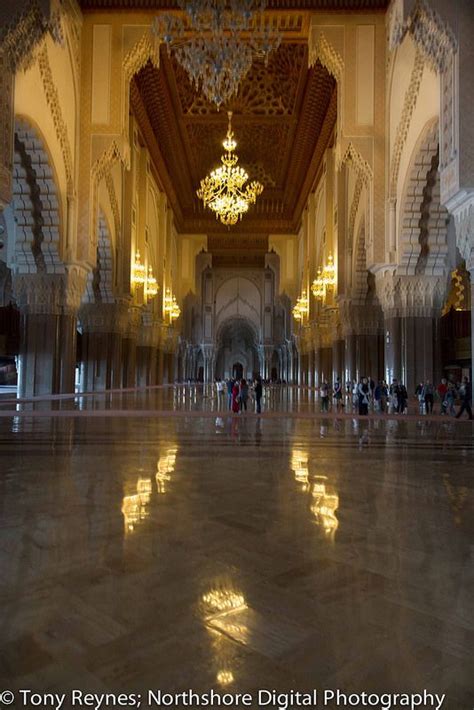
[376,270,449,318]
[13,264,88,316]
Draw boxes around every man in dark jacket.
[455,377,472,419]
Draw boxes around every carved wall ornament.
[123,30,160,88]
[13,264,88,315]
[407,0,457,75]
[90,140,126,254]
[13,118,64,275]
[399,119,449,278]
[0,52,13,209]
[348,175,364,255]
[37,42,74,197]
[0,0,64,73]
[453,198,474,272]
[339,143,373,187]
[84,212,115,305]
[390,49,425,200]
[308,31,343,85]
[105,170,121,243]
[376,270,448,318]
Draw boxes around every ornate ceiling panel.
[132,42,336,234]
[80,1,388,9]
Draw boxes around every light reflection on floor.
[0,404,472,707]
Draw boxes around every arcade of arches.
[0,0,473,395]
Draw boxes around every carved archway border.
[122,29,160,159]
[388,0,458,178]
[389,48,425,200]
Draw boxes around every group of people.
[318,376,472,419]
[215,376,264,414]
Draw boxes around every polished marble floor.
[0,389,473,709]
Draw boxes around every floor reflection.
[0,413,472,703]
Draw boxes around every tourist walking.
[455,376,472,419]
[398,382,408,414]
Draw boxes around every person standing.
[239,378,249,412]
[333,378,343,412]
[455,376,472,419]
[423,380,434,415]
[226,378,234,411]
[445,382,457,416]
[437,378,448,414]
[358,377,370,415]
[231,380,240,413]
[254,376,263,414]
[398,382,408,414]
[320,381,330,412]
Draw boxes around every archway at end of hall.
[215,317,260,381]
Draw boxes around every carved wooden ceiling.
[80,1,389,8]
[131,41,337,234]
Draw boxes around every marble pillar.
[344,333,357,383]
[80,330,123,392]
[308,350,315,387]
[136,345,157,387]
[332,339,344,383]
[384,315,440,392]
[157,348,164,385]
[21,317,60,396]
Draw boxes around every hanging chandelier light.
[197,111,263,226]
[292,290,309,322]
[311,268,325,300]
[322,254,336,287]
[132,250,146,286]
[152,1,281,110]
[145,266,159,298]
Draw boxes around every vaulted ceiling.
[131,45,336,234]
[80,0,389,245]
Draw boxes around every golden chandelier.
[196,112,263,226]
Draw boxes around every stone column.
[332,339,344,383]
[378,273,447,392]
[157,348,164,385]
[122,306,141,388]
[14,269,87,397]
[79,302,129,392]
[344,332,357,383]
[308,349,315,387]
[136,311,160,387]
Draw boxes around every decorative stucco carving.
[375,270,448,318]
[308,31,343,84]
[339,143,373,187]
[453,198,474,272]
[390,49,425,199]
[105,171,121,242]
[37,42,74,197]
[407,0,457,75]
[0,0,64,72]
[0,52,13,209]
[348,176,364,255]
[398,120,449,278]
[123,30,160,89]
[13,265,88,315]
[13,119,63,275]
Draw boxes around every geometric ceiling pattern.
[132,45,337,234]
